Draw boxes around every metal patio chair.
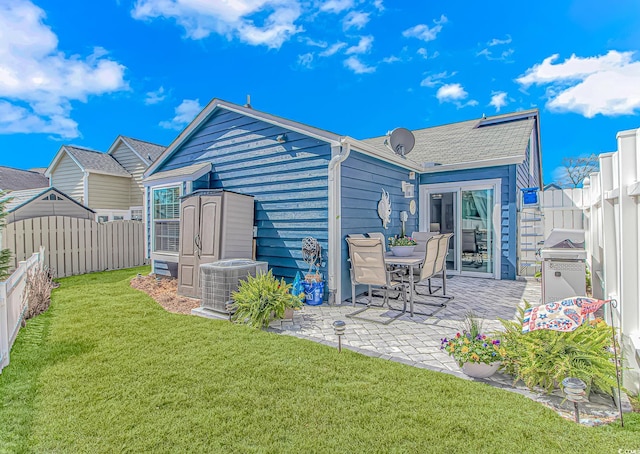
[413,233,454,313]
[346,237,408,325]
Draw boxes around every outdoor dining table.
[384,252,424,317]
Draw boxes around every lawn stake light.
[225,301,236,322]
[562,377,587,423]
[333,320,346,352]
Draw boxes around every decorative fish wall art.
[377,188,392,229]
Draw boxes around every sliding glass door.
[421,180,500,278]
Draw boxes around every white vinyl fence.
[0,247,45,373]
[583,128,640,395]
[2,217,145,278]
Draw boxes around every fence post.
[0,280,9,371]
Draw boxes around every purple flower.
[492,339,501,345]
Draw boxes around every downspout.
[327,139,351,305]
[83,172,89,208]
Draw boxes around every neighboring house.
[0,166,49,192]
[45,137,165,222]
[1,187,95,223]
[143,99,542,304]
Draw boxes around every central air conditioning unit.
[194,259,269,319]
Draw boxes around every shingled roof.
[361,109,538,169]
[120,137,165,164]
[64,146,131,177]
[0,166,49,191]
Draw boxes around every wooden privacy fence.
[0,248,44,372]
[1,217,146,278]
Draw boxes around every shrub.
[24,265,55,320]
[231,270,303,329]
[388,236,417,247]
[499,302,619,395]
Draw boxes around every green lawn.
[1,267,638,453]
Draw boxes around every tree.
[0,191,12,280]
[556,154,599,188]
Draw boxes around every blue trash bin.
[302,281,325,306]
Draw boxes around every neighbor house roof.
[121,137,166,163]
[0,166,49,192]
[46,145,131,178]
[1,187,95,213]
[362,109,539,170]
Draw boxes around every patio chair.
[346,237,408,325]
[347,233,366,238]
[413,233,454,310]
[366,232,387,251]
[411,231,439,254]
[461,229,483,267]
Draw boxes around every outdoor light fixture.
[225,301,236,322]
[276,133,287,143]
[333,320,346,352]
[562,377,587,423]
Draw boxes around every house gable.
[108,137,149,206]
[146,106,334,281]
[48,151,86,204]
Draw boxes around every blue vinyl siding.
[419,165,517,280]
[150,108,331,283]
[340,150,417,299]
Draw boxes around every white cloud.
[436,83,477,107]
[417,48,428,59]
[420,71,454,87]
[477,47,514,61]
[344,56,375,74]
[319,0,353,14]
[489,91,508,112]
[373,0,384,11]
[297,52,314,68]
[0,0,128,139]
[343,11,369,30]
[300,37,327,48]
[319,42,347,57]
[488,35,511,46]
[145,86,167,105]
[159,98,203,130]
[382,55,400,64]
[517,50,640,117]
[132,0,303,48]
[402,15,447,42]
[346,35,373,55]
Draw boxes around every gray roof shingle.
[64,146,131,177]
[0,166,49,191]
[121,137,166,164]
[361,110,537,168]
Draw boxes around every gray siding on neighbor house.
[87,173,131,210]
[420,165,517,280]
[151,108,332,282]
[50,154,85,203]
[340,151,417,299]
[111,142,147,206]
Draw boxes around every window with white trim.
[153,186,180,253]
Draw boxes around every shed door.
[178,197,199,297]
[198,196,221,266]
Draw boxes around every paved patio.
[273,275,628,424]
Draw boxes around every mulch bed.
[130,274,200,315]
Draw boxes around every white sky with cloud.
[159,98,203,129]
[0,0,128,138]
[344,56,375,74]
[489,91,508,112]
[132,0,303,48]
[145,86,167,105]
[346,35,374,55]
[436,83,478,108]
[402,15,447,42]
[517,50,640,117]
[319,0,354,14]
[343,11,369,30]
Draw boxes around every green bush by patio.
[0,267,637,453]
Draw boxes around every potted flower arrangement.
[388,235,417,257]
[440,313,506,378]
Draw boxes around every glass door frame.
[419,178,502,279]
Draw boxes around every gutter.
[327,139,351,305]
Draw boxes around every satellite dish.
[385,128,415,157]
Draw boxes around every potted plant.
[230,270,303,329]
[388,235,417,257]
[440,312,506,378]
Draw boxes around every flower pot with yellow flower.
[440,312,506,379]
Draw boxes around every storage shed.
[1,187,95,224]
